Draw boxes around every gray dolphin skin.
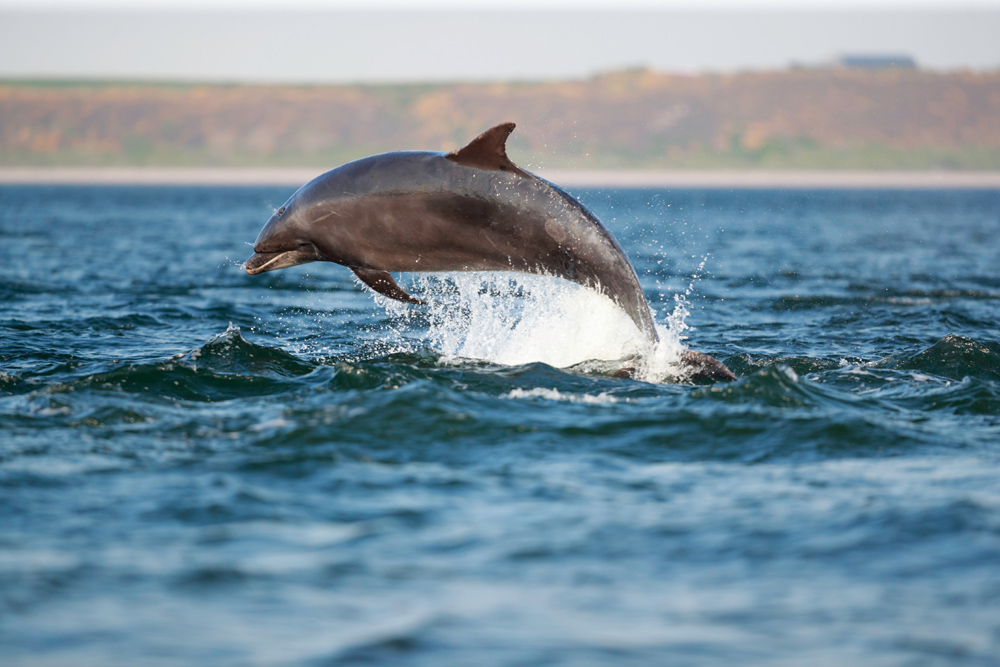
[245,123,735,382]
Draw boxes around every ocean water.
[1,184,999,665]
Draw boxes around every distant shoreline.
[2,167,1000,189]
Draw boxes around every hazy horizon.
[2,8,999,84]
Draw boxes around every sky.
[1,1,998,83]
[4,0,1000,6]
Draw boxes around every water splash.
[420,273,646,368]
[636,256,711,383]
[368,272,703,383]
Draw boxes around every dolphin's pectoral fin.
[352,268,426,305]
[446,122,527,176]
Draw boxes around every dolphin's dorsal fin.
[446,122,525,175]
[352,267,426,305]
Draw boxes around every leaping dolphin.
[244,123,735,382]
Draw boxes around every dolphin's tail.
[680,350,737,382]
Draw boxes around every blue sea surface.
[1,184,999,665]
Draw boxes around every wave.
[724,354,842,378]
[3,333,995,476]
[5,323,998,453]
[878,334,1000,382]
[769,289,1000,311]
[4,326,319,403]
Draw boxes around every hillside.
[3,68,999,170]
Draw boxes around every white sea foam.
[35,406,72,417]
[251,417,292,432]
[504,387,621,404]
[372,272,703,384]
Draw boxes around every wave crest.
[881,334,1000,382]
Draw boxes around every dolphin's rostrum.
[245,123,735,382]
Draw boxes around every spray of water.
[418,273,644,368]
[367,269,707,384]
[636,254,710,382]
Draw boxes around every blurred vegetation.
[2,68,999,170]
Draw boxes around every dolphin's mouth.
[244,250,314,275]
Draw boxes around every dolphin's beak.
[244,250,313,275]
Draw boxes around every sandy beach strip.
[1,167,1000,189]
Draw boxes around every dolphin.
[245,123,735,382]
